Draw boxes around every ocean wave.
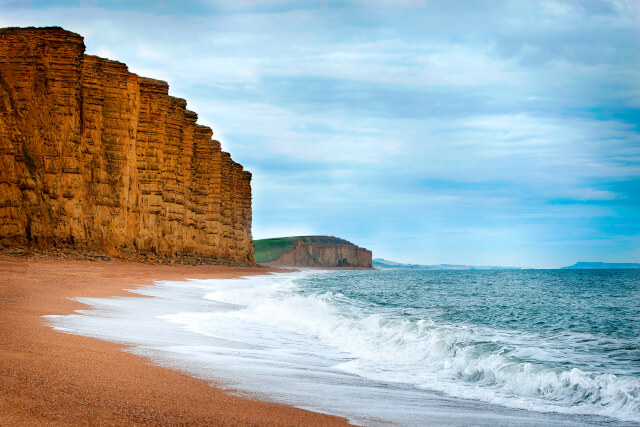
[186,274,640,423]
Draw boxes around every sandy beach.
[0,255,348,426]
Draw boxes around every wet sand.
[0,255,348,426]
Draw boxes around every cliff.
[0,27,253,264]
[255,236,372,268]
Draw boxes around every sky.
[1,0,639,268]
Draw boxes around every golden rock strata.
[0,27,253,264]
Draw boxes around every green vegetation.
[22,146,36,172]
[254,237,299,263]
[254,235,354,263]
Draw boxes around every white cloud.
[252,225,316,240]
[93,47,117,61]
[3,1,639,266]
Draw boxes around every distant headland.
[255,236,372,268]
[373,258,522,270]
[562,262,640,269]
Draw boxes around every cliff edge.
[0,27,253,264]
[255,236,372,268]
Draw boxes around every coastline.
[0,255,348,426]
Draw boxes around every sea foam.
[47,270,640,426]
[174,271,640,422]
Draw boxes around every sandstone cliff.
[0,27,253,264]
[255,236,372,268]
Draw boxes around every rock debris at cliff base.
[0,27,254,265]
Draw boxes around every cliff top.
[254,235,361,263]
[0,26,75,34]
[0,26,84,43]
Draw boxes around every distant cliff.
[562,262,640,269]
[255,236,372,268]
[373,258,522,270]
[0,27,253,264]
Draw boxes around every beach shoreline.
[0,255,348,426]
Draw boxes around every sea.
[46,269,640,426]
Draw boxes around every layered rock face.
[0,27,253,264]
[267,241,372,268]
[259,236,372,268]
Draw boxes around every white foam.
[192,272,640,423]
[45,271,638,426]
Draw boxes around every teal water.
[300,269,640,373]
[292,269,640,420]
[47,268,640,425]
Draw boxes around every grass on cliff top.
[254,235,354,263]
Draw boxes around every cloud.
[3,0,640,267]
